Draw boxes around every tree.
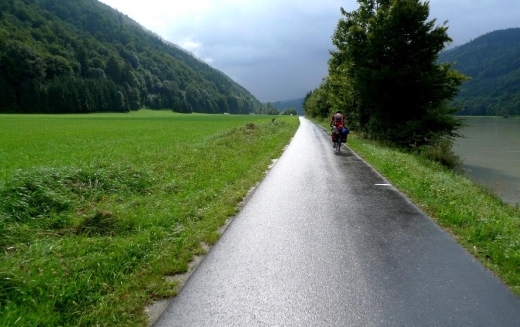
[0,40,46,112]
[0,75,17,112]
[172,96,191,113]
[303,80,332,119]
[329,0,468,147]
[105,56,122,84]
[282,108,298,115]
[258,102,280,115]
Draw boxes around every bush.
[417,138,462,169]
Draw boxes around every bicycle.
[331,126,342,153]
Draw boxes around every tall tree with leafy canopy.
[329,0,468,147]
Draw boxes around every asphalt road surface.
[154,117,520,326]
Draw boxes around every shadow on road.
[334,147,354,158]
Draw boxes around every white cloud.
[178,37,201,53]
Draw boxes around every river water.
[452,117,520,205]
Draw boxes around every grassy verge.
[0,110,299,326]
[314,117,520,296]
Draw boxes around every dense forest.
[439,28,520,116]
[0,0,262,114]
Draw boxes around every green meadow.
[0,110,299,326]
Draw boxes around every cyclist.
[330,110,344,128]
[330,110,345,147]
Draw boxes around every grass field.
[0,110,299,326]
[309,117,520,298]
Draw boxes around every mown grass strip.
[336,128,520,297]
[0,111,299,326]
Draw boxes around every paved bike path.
[154,117,520,326]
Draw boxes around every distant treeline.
[0,0,262,114]
[439,28,520,116]
[271,98,304,116]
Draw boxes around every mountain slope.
[0,0,261,114]
[272,98,304,115]
[439,28,520,116]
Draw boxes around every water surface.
[453,117,520,204]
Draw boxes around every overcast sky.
[98,0,519,102]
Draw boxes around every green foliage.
[416,138,462,169]
[0,111,299,326]
[308,0,468,147]
[271,98,304,115]
[257,102,281,115]
[439,28,520,116]
[0,0,261,114]
[281,108,298,115]
[303,83,332,119]
[42,76,129,113]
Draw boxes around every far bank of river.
[453,117,520,205]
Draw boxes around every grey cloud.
[158,0,520,101]
[429,0,520,46]
[167,1,345,101]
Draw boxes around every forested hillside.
[440,28,520,116]
[0,0,261,114]
[272,98,304,115]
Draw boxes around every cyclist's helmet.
[336,110,341,114]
